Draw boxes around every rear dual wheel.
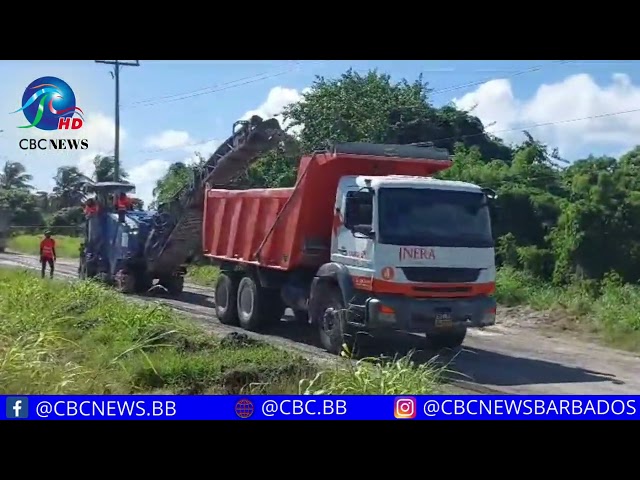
[215,273,239,325]
[237,276,285,331]
[215,273,284,331]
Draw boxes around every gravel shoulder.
[2,251,638,394]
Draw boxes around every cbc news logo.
[394,397,417,419]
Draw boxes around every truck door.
[331,189,375,285]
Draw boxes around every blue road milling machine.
[77,115,290,294]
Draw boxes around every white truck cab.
[328,174,497,349]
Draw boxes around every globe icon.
[235,399,254,418]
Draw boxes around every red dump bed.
[202,146,452,271]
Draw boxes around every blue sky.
[2,60,640,205]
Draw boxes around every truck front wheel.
[215,273,239,325]
[236,275,284,331]
[425,327,467,350]
[312,282,354,355]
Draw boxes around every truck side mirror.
[352,224,374,237]
[481,187,498,200]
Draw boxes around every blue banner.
[2,395,639,420]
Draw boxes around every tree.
[93,155,129,182]
[52,166,86,208]
[0,188,44,227]
[283,69,512,161]
[48,206,84,234]
[153,161,194,205]
[34,191,51,212]
[0,161,33,190]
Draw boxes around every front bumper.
[350,294,496,333]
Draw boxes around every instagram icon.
[394,397,417,419]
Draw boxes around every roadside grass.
[8,234,81,259]
[496,267,640,351]
[0,269,442,395]
[300,353,443,394]
[186,264,220,287]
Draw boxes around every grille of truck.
[400,267,481,283]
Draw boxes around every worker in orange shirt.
[39,230,56,279]
[115,192,131,223]
[84,198,99,217]
[84,198,100,255]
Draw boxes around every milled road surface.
[2,251,639,394]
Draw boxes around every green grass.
[186,264,220,287]
[301,353,442,394]
[0,269,442,394]
[8,234,81,258]
[496,267,640,351]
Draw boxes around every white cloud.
[73,112,126,175]
[144,129,192,150]
[453,73,640,158]
[130,84,309,205]
[241,86,310,135]
[128,158,171,206]
[182,138,222,165]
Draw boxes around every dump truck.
[203,143,497,354]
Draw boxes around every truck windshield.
[377,187,493,248]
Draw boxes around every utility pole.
[95,60,140,181]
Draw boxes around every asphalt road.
[2,251,639,394]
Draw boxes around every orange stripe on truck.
[351,276,495,298]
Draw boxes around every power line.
[134,106,640,158]
[132,61,585,156]
[123,61,302,107]
[428,107,640,144]
[121,61,322,110]
[428,60,576,97]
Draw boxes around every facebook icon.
[6,397,29,419]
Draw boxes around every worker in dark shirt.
[39,230,56,279]
[115,192,131,223]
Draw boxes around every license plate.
[435,312,453,327]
